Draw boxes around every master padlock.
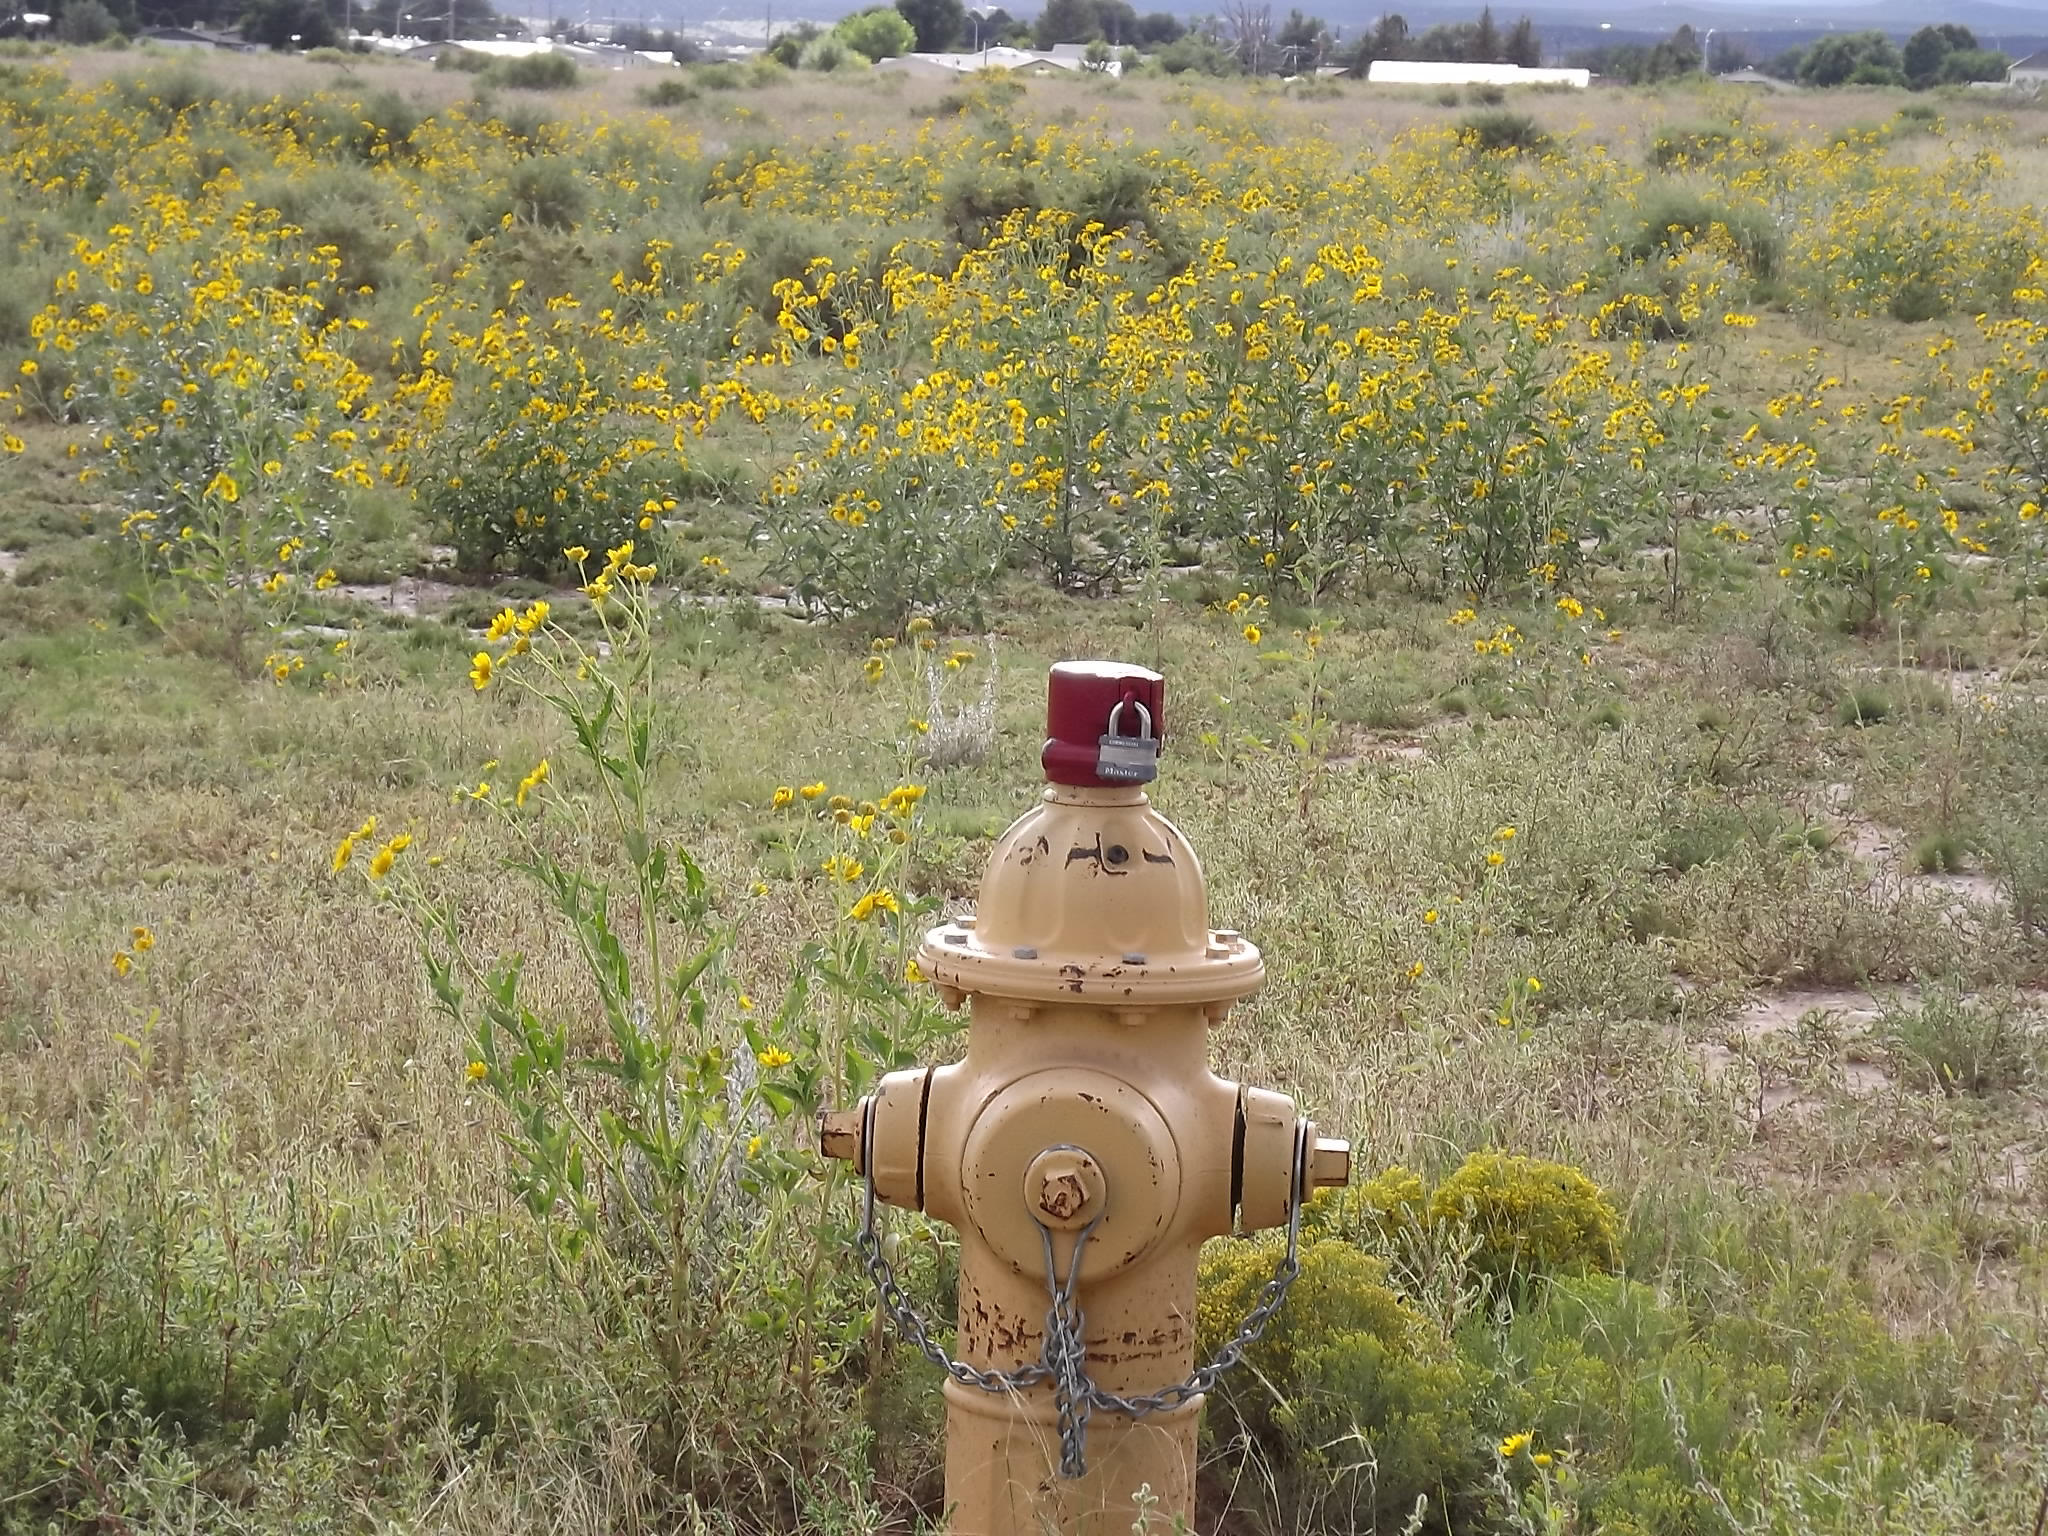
[1096,698,1160,783]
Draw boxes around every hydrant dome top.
[921,659,1263,1008]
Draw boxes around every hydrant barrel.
[823,660,1349,1536]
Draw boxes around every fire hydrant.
[821,660,1350,1536]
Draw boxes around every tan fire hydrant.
[821,660,1349,1536]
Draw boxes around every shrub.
[1649,120,1737,169]
[799,33,852,71]
[1429,1152,1620,1283]
[639,73,697,106]
[1461,108,1547,154]
[1881,986,2040,1096]
[487,51,580,90]
[432,45,492,72]
[1836,685,1891,726]
[1620,186,1781,282]
[1198,1238,1480,1528]
[1304,1164,1428,1245]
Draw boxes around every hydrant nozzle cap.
[1042,660,1165,788]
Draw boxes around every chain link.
[853,1105,1310,1480]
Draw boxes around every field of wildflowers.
[2,45,2047,1534]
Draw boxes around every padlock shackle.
[1103,697,1154,742]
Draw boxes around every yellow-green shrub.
[1197,1237,1480,1528]
[1429,1151,1620,1282]
[1302,1163,1428,1245]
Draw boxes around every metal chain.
[854,1107,1311,1480]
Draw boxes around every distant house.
[1717,67,1792,90]
[2008,50,2048,92]
[878,44,1121,78]
[138,24,252,49]
[404,36,670,68]
[1365,59,1588,89]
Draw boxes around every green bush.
[1429,1151,1620,1283]
[639,73,698,106]
[1198,1238,1480,1528]
[1461,108,1548,154]
[1303,1164,1428,1245]
[1620,185,1781,282]
[487,51,581,90]
[432,45,493,72]
[1881,986,2040,1096]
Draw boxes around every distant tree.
[55,0,114,40]
[1470,3,1496,60]
[1275,6,1327,69]
[1410,20,1472,62]
[1156,30,1234,71]
[1706,32,1750,73]
[1576,23,1702,82]
[1033,0,1094,44]
[242,0,334,48]
[1797,30,1900,88]
[981,6,1031,43]
[1220,0,1270,70]
[1763,43,1804,80]
[1902,24,2002,88]
[766,20,818,63]
[894,0,962,50]
[1503,14,1538,66]
[1133,8,1180,43]
[1939,47,2007,84]
[832,4,914,59]
[1903,23,1957,86]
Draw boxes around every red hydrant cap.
[1042,660,1165,787]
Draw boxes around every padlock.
[1096,698,1160,783]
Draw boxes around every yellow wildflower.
[131,926,155,953]
[1242,623,1262,645]
[1498,1433,1533,1458]
[332,834,356,872]
[469,651,493,691]
[515,759,550,807]
[756,1046,793,1068]
[466,1060,489,1081]
[848,889,900,922]
[564,544,590,563]
[800,782,827,800]
[772,785,795,808]
[112,950,133,977]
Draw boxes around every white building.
[1365,59,1589,89]
[877,44,1121,77]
